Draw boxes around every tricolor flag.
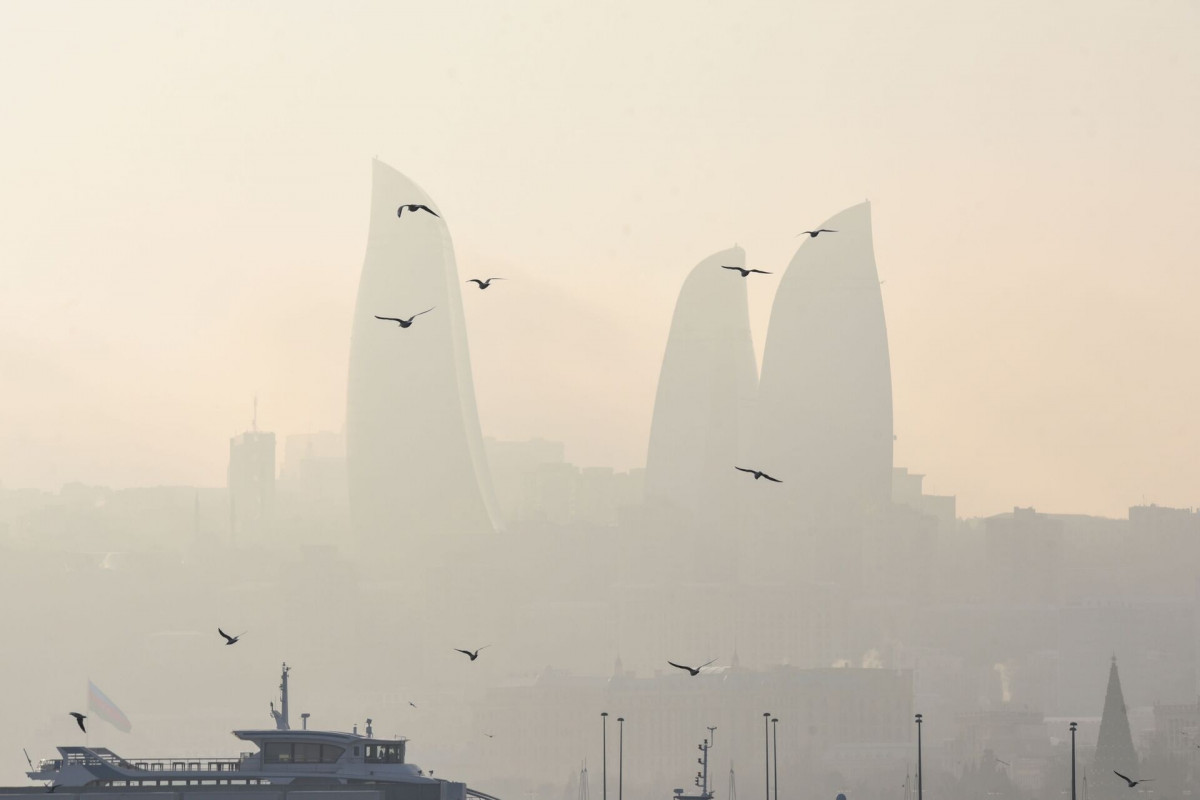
[87,681,131,733]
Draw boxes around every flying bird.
[467,278,505,289]
[735,467,782,482]
[667,659,717,676]
[455,646,490,661]
[1113,771,1153,788]
[218,628,244,646]
[397,204,439,218]
[409,701,418,709]
[796,229,837,238]
[69,712,86,733]
[721,266,772,277]
[484,734,495,739]
[375,308,435,328]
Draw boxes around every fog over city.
[2,3,1199,800]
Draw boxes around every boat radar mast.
[269,662,290,730]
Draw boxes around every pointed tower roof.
[1092,656,1138,799]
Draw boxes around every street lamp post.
[618,717,625,800]
[771,718,778,800]
[915,714,923,800]
[1070,721,1077,800]
[763,713,771,800]
[602,713,608,800]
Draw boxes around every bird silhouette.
[218,628,242,646]
[375,308,435,328]
[735,467,782,482]
[455,646,489,661]
[409,701,417,709]
[721,266,772,277]
[484,733,495,739]
[397,204,438,218]
[667,659,717,676]
[1114,771,1153,788]
[69,713,86,733]
[797,229,837,238]
[467,278,505,289]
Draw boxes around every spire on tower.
[1092,656,1137,800]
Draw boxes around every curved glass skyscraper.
[346,160,500,544]
[752,201,893,520]
[645,245,759,529]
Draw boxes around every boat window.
[294,743,323,764]
[321,745,345,763]
[264,742,293,764]
[364,744,404,764]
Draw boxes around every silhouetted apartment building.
[275,431,348,547]
[892,466,956,533]
[484,437,644,529]
[952,707,1051,793]
[227,429,275,544]
[984,507,1064,604]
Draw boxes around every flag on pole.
[87,681,132,733]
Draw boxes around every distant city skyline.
[3,1,1199,520]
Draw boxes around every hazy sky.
[2,0,1198,518]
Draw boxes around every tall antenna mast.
[579,760,590,800]
[269,662,290,730]
[727,762,736,800]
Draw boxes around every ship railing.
[466,788,504,800]
[98,755,244,773]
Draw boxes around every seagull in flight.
[375,308,435,328]
[467,278,505,289]
[735,467,782,482]
[797,229,836,238]
[484,733,495,739]
[455,646,490,661]
[397,204,439,218]
[218,628,243,646]
[667,659,717,676]
[409,701,418,709]
[1114,771,1153,788]
[69,713,86,733]
[721,266,772,277]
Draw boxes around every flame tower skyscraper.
[752,201,893,521]
[346,160,500,544]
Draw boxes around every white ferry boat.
[18,664,497,800]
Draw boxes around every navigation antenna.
[695,731,714,800]
[727,762,736,800]
[579,760,590,800]
[269,662,291,730]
